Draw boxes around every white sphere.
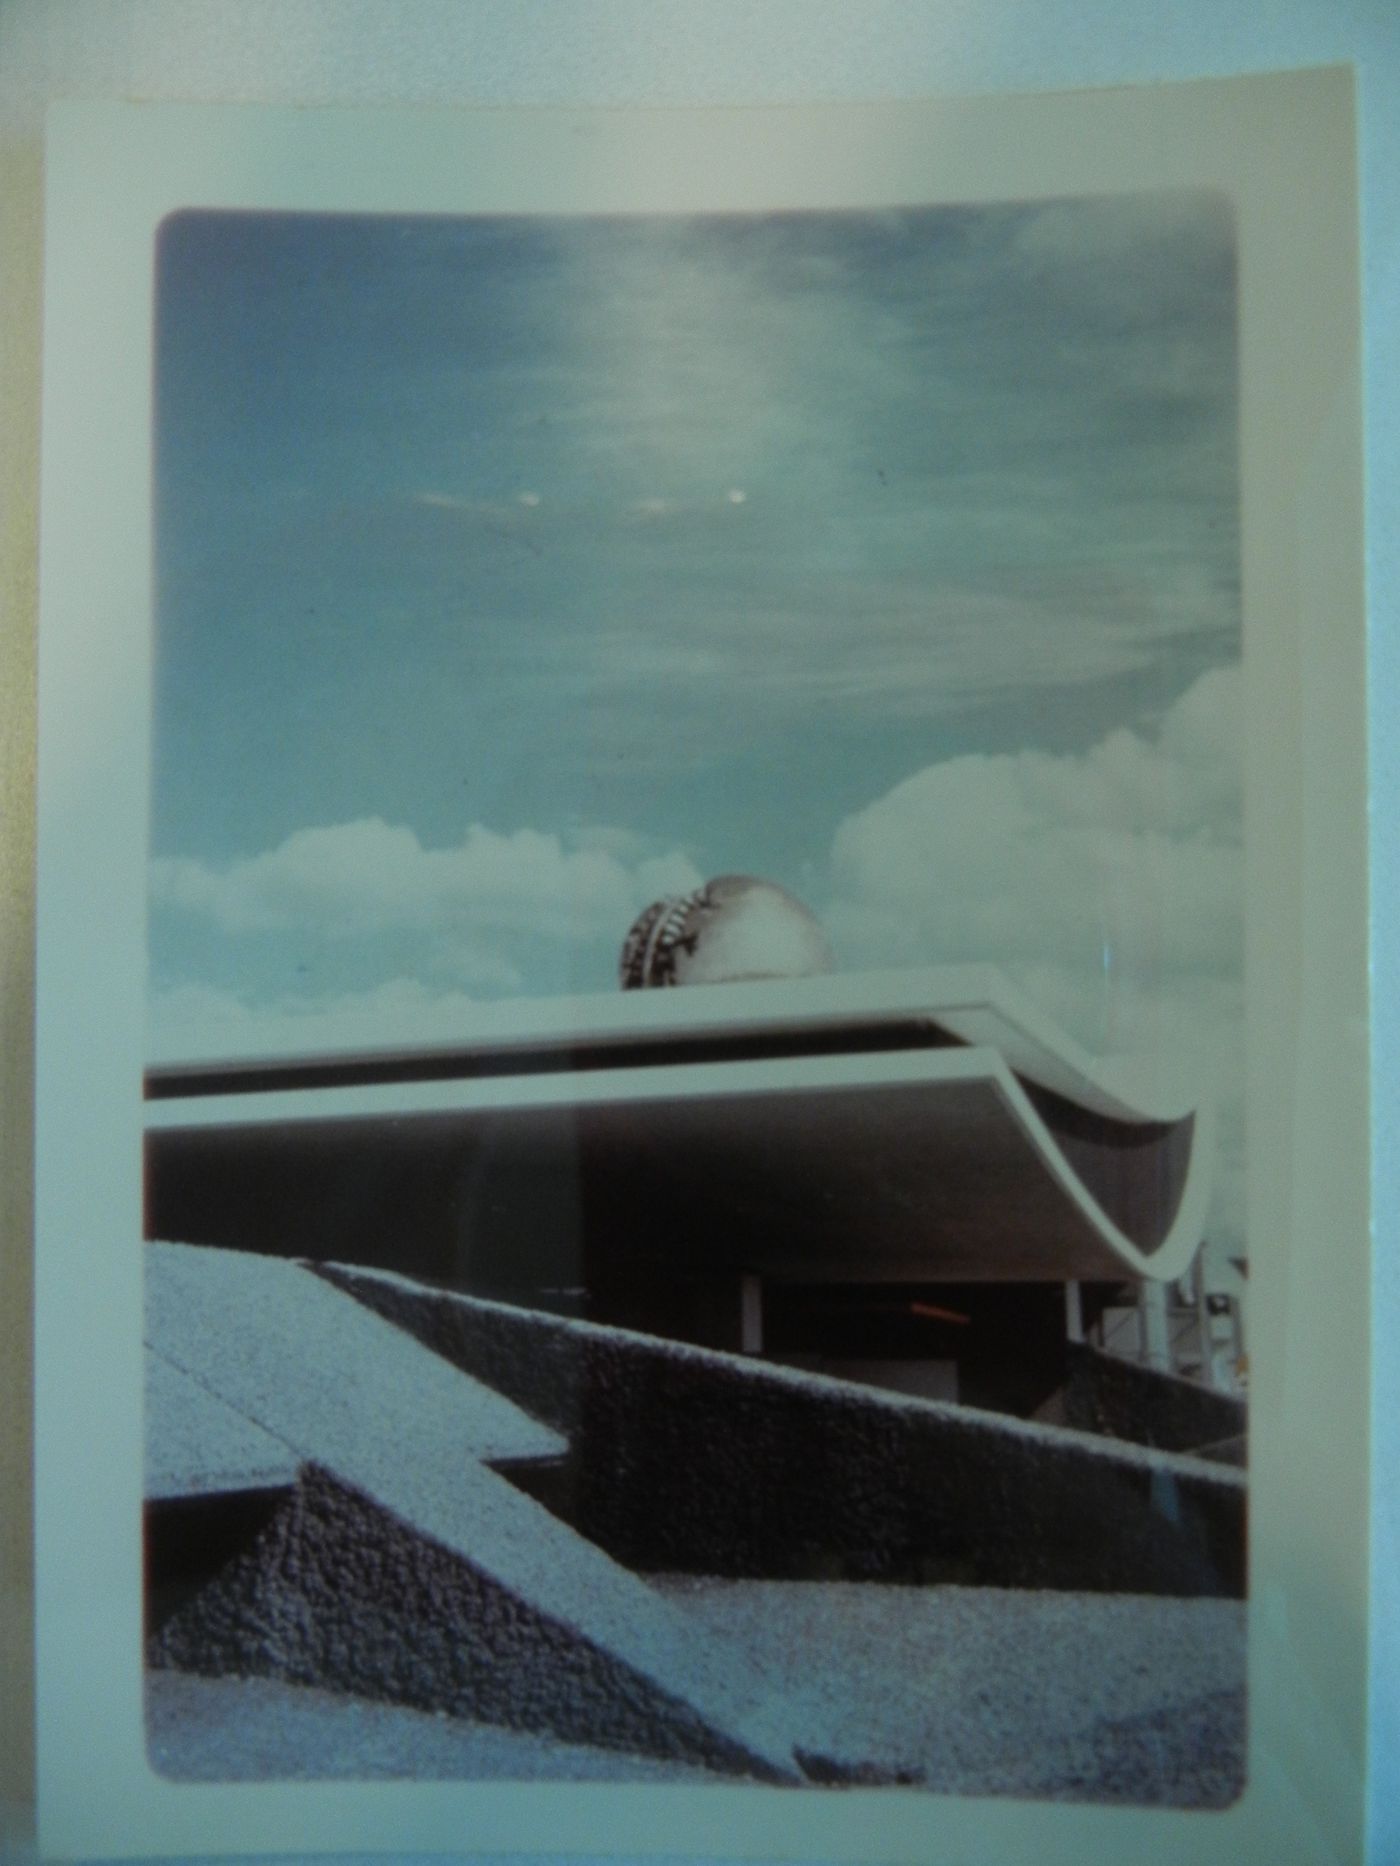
[620,875,832,989]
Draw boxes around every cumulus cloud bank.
[148,819,703,1034]
[151,819,701,946]
[147,975,497,1033]
[149,668,1245,1248]
[827,666,1239,983]
[824,665,1244,1248]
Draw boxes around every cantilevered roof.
[145,967,1212,1286]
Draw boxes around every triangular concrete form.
[145,1242,809,1782]
[146,1347,299,1503]
[317,1260,1246,1601]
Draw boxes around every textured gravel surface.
[651,1578,1246,1803]
[146,1672,725,1784]
[149,1581,1245,1804]
[146,1242,809,1781]
[322,1259,1245,1599]
[145,1347,298,1501]
[147,1241,564,1469]
[144,1243,1246,1801]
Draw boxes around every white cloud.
[824,666,1244,1249]
[148,975,489,1037]
[557,823,648,862]
[280,977,486,1022]
[151,818,703,947]
[827,665,1239,974]
[146,983,254,1029]
[417,945,525,994]
[633,850,710,902]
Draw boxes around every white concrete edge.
[145,962,1198,1126]
[991,1067,1216,1284]
[324,1259,1243,1485]
[146,1044,1210,1277]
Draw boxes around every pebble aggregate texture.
[146,1242,807,1782]
[145,1348,299,1501]
[147,1589,1246,1804]
[316,1260,1246,1597]
[145,1240,1247,1797]
[1060,1341,1247,1464]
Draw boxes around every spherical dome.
[619,875,833,989]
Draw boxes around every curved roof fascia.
[146,964,1199,1127]
[147,1042,1213,1284]
[992,1059,1215,1283]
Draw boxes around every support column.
[1139,1279,1171,1374]
[1194,1252,1223,1390]
[1064,1280,1084,1344]
[739,1274,763,1355]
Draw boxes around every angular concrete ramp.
[145,1242,806,1783]
[1055,1341,1247,1462]
[318,1261,1246,1600]
[147,1241,564,1471]
[146,1348,299,1503]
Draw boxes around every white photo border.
[35,71,1367,1862]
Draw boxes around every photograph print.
[141,190,1248,1802]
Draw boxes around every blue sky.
[151,194,1240,1080]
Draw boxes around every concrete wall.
[148,1466,796,1783]
[1062,1342,1247,1462]
[318,1264,1246,1599]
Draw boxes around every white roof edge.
[145,963,1197,1127]
[993,1067,1216,1283]
[146,1045,1213,1280]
